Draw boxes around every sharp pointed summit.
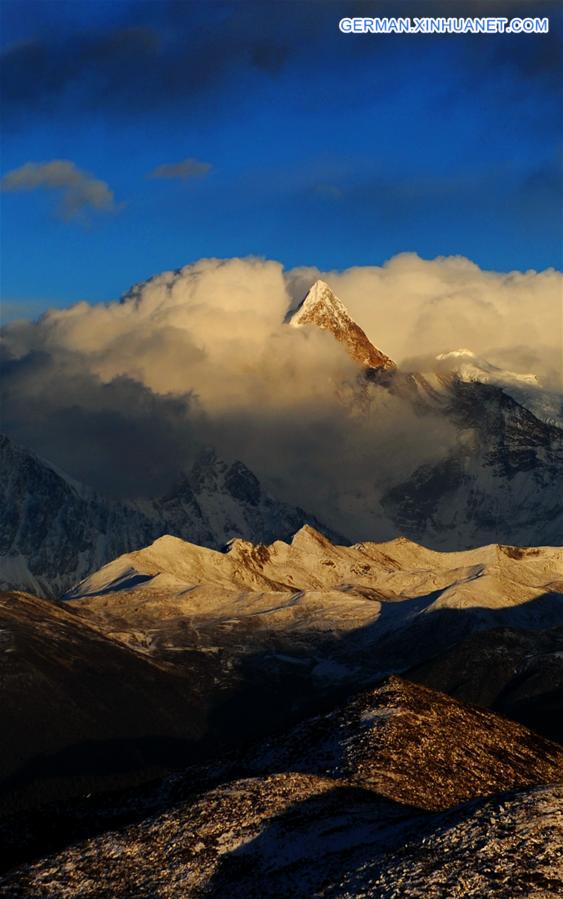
[288,280,396,371]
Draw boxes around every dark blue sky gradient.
[1,0,561,314]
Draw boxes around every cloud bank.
[2,254,561,537]
[1,160,118,220]
[288,254,562,390]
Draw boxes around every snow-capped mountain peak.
[289,280,350,328]
[436,348,476,359]
[436,348,538,385]
[433,347,562,427]
[288,280,396,371]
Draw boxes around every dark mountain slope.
[0,590,205,816]
[2,677,562,898]
[408,624,563,743]
[0,435,335,598]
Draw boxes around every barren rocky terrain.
[1,500,562,894]
[2,678,562,898]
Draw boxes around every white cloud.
[302,253,562,389]
[2,253,560,534]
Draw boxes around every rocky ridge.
[1,677,562,898]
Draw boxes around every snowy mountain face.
[0,436,334,598]
[435,348,563,427]
[436,347,539,386]
[155,447,338,551]
[66,529,563,710]
[290,282,562,550]
[289,280,397,371]
[382,375,563,548]
[0,435,158,599]
[69,525,563,603]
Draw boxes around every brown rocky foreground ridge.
[244,677,563,811]
[1,677,562,898]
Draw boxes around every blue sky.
[1,0,561,316]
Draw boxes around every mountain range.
[2,527,561,827]
[290,279,563,549]
[64,529,563,727]
[1,273,562,895]
[1,278,561,597]
[0,435,334,598]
